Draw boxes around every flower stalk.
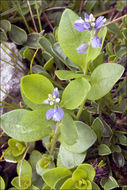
[49,121,61,155]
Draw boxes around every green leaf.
[57,145,86,168]
[112,152,125,168]
[0,19,11,31]
[92,118,104,143]
[60,178,76,190]
[8,24,27,45]
[23,33,41,49]
[58,9,90,71]
[92,182,101,190]
[61,78,91,109]
[21,89,46,110]
[98,144,111,156]
[55,70,84,80]
[108,23,123,39]
[29,150,43,169]
[89,53,104,72]
[11,176,31,189]
[0,176,5,190]
[60,113,78,145]
[54,176,70,190]
[1,109,52,142]
[62,121,97,153]
[0,31,8,41]
[42,167,72,188]
[4,147,22,163]
[101,176,119,190]
[58,9,107,71]
[21,74,54,104]
[87,63,125,100]
[118,135,127,146]
[17,160,32,179]
[8,139,26,157]
[44,56,54,71]
[75,164,95,181]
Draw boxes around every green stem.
[49,121,61,155]
[76,98,86,120]
[34,0,42,32]
[14,0,31,33]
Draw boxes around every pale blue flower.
[44,88,64,122]
[74,13,106,33]
[46,108,64,122]
[91,36,102,48]
[43,88,60,106]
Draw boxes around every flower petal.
[74,17,85,31]
[83,22,91,30]
[53,108,64,122]
[84,13,90,20]
[91,36,102,48]
[52,87,59,98]
[43,99,50,104]
[46,108,55,120]
[76,43,88,54]
[95,16,106,31]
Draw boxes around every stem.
[34,0,42,32]
[19,145,30,187]
[49,122,61,155]
[104,14,127,27]
[76,98,86,120]
[14,0,31,33]
[30,49,38,74]
[27,0,38,32]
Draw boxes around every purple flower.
[43,87,60,106]
[74,13,106,33]
[73,17,86,31]
[91,36,102,48]
[95,16,106,31]
[76,43,88,54]
[46,108,64,122]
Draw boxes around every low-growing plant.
[0,3,126,190]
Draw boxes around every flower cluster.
[74,13,106,54]
[44,88,64,122]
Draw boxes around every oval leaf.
[87,63,125,100]
[57,145,86,169]
[98,144,111,156]
[60,112,78,145]
[21,74,54,104]
[61,78,91,110]
[8,24,27,45]
[55,70,84,80]
[62,121,97,153]
[1,109,53,142]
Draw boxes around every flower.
[44,88,64,122]
[46,108,64,122]
[74,13,106,33]
[43,88,60,106]
[74,13,106,54]
[91,36,102,48]
[76,43,88,54]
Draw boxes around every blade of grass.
[27,0,38,32]
[0,40,22,63]
[34,0,42,32]
[0,59,25,74]
[0,89,19,103]
[13,0,31,33]
[0,46,26,73]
